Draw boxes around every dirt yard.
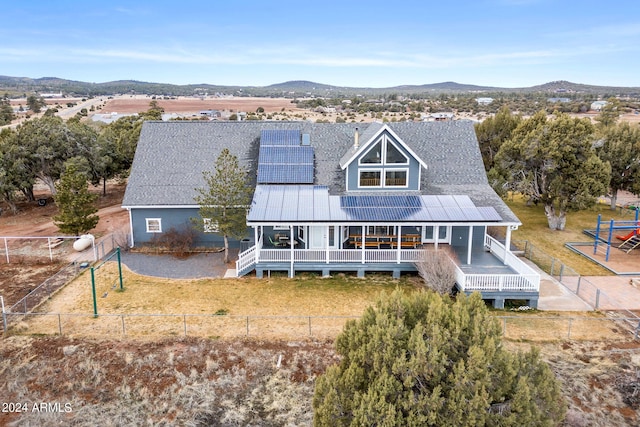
[0,182,129,307]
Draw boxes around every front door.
[309,226,324,249]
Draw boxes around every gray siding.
[130,207,249,248]
[451,225,486,249]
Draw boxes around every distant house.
[122,121,540,308]
[91,113,138,124]
[476,97,493,105]
[591,101,608,111]
[423,112,455,121]
[199,109,221,118]
[547,98,571,103]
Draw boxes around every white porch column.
[434,225,439,251]
[361,225,366,264]
[396,226,402,263]
[289,225,294,278]
[467,225,473,265]
[254,226,260,261]
[504,226,512,265]
[326,226,330,264]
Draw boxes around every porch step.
[236,264,256,277]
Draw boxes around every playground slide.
[616,229,639,241]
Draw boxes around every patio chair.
[268,236,282,247]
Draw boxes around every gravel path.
[119,251,237,279]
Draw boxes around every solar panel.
[258,146,314,164]
[257,131,314,183]
[257,164,314,184]
[260,129,301,145]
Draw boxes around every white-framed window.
[203,218,219,233]
[367,226,396,235]
[360,141,382,164]
[384,169,408,187]
[145,218,162,233]
[298,226,306,242]
[422,226,450,243]
[358,135,409,166]
[359,169,382,187]
[385,140,409,164]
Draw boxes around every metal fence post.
[595,289,600,309]
[1,296,7,333]
[58,314,62,335]
[183,314,187,336]
[308,316,312,336]
[559,264,564,282]
[576,276,581,295]
[121,315,126,335]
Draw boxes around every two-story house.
[122,120,539,308]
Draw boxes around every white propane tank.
[73,234,94,251]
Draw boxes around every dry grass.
[9,262,631,342]
[40,264,414,316]
[1,336,639,426]
[0,336,333,426]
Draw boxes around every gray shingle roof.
[122,120,519,224]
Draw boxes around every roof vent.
[354,127,359,148]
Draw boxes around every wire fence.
[514,239,640,331]
[2,312,634,341]
[2,235,639,341]
[4,233,125,322]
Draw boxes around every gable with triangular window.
[341,126,427,192]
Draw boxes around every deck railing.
[237,239,540,293]
[236,245,257,274]
[455,265,539,292]
[452,236,540,292]
[258,248,424,264]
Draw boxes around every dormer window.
[359,136,408,166]
[341,125,425,192]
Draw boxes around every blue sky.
[2,0,639,88]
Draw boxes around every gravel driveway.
[119,250,237,279]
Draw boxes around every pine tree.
[313,290,566,426]
[194,148,251,263]
[53,164,99,235]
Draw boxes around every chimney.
[354,127,359,148]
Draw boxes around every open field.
[1,335,639,426]
[101,95,302,115]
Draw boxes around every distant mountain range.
[1,75,638,98]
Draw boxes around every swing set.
[592,210,640,262]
